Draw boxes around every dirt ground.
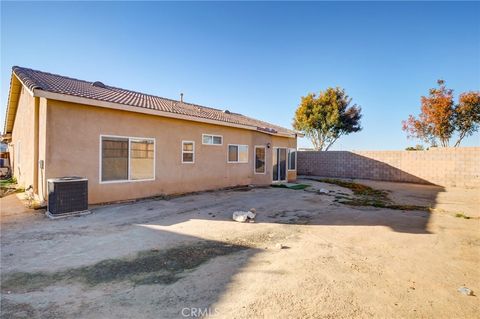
[1,178,479,318]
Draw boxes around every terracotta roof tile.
[12,66,296,136]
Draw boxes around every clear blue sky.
[1,1,479,150]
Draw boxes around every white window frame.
[99,134,156,184]
[254,145,266,174]
[288,148,297,171]
[202,134,223,146]
[181,140,195,164]
[227,144,249,164]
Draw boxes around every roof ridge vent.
[92,81,106,88]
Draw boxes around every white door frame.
[272,147,288,183]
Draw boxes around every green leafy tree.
[293,87,362,151]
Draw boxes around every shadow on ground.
[0,177,455,318]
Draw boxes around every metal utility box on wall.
[47,177,90,219]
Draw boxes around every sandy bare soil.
[1,178,479,318]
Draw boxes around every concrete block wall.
[297,147,480,188]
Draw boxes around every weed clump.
[271,184,310,190]
[305,178,430,211]
[455,213,471,219]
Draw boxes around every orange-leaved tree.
[454,91,480,146]
[402,80,480,147]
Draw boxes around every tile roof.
[12,66,296,136]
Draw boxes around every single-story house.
[2,66,299,204]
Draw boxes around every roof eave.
[3,73,26,135]
[33,90,297,138]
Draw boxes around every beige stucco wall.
[37,98,48,200]
[44,99,297,204]
[9,87,36,189]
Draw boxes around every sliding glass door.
[272,148,287,182]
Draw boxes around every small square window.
[202,134,222,145]
[182,141,195,163]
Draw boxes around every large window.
[288,148,297,170]
[202,134,222,145]
[254,146,266,174]
[101,136,155,182]
[182,141,195,163]
[228,144,248,163]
